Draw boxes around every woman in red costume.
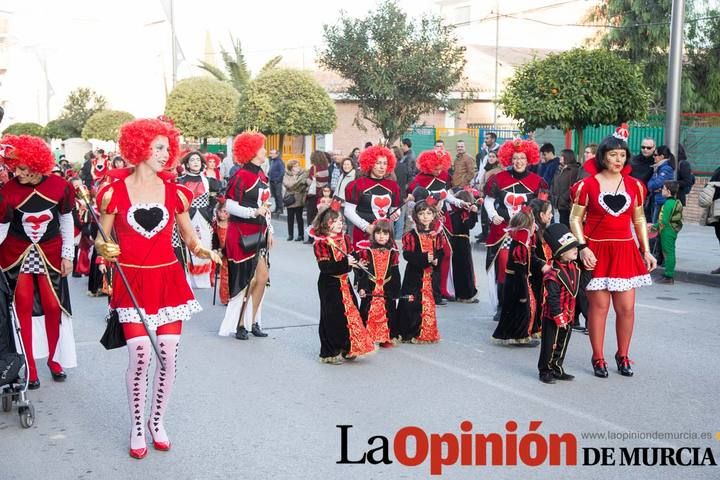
[570,126,656,378]
[343,145,401,248]
[0,135,77,389]
[483,139,548,321]
[95,118,219,459]
[217,132,273,340]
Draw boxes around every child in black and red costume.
[356,219,401,347]
[393,198,445,344]
[537,223,581,384]
[311,201,375,364]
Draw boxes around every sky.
[0,0,435,128]
[0,0,612,131]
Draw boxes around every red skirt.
[586,237,651,292]
[111,260,201,330]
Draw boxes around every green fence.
[405,126,437,154]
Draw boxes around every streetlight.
[665,0,685,179]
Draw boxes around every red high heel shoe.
[129,446,148,459]
[147,420,171,451]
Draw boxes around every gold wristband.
[569,204,587,245]
[632,206,650,253]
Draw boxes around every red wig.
[0,135,55,174]
[118,118,181,168]
[205,152,221,167]
[233,131,266,164]
[358,145,396,174]
[497,138,540,168]
[416,150,452,174]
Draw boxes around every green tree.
[687,10,720,111]
[198,35,251,93]
[44,118,78,140]
[165,77,240,147]
[318,0,468,145]
[584,0,707,113]
[499,48,651,153]
[236,68,336,146]
[2,122,45,137]
[58,87,107,137]
[82,110,135,141]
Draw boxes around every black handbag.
[240,232,267,251]
[100,310,126,350]
[283,192,296,207]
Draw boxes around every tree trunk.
[279,133,285,156]
[575,126,584,161]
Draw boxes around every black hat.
[543,223,579,258]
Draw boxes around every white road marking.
[636,302,687,314]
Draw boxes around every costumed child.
[392,197,445,344]
[446,188,479,303]
[317,185,334,213]
[211,198,231,305]
[537,223,581,384]
[356,219,401,348]
[311,200,376,364]
[650,181,683,285]
[529,198,554,337]
[491,207,550,345]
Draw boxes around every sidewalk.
[661,223,720,287]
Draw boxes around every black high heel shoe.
[592,358,608,378]
[615,354,634,377]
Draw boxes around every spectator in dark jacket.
[268,149,286,214]
[630,137,656,185]
[647,145,676,222]
[80,150,95,188]
[550,149,580,226]
[538,143,560,188]
[400,138,416,182]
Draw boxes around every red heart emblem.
[373,197,391,209]
[439,191,447,200]
[506,194,524,207]
[26,214,51,230]
[260,190,270,203]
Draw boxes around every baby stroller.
[0,270,35,428]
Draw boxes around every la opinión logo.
[337,422,718,475]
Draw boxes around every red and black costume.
[491,227,543,344]
[344,145,401,248]
[176,152,222,289]
[483,140,547,311]
[529,229,553,337]
[218,132,273,337]
[313,232,375,362]
[445,196,479,301]
[0,135,77,385]
[393,225,445,343]
[96,180,201,327]
[356,241,401,344]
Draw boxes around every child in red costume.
[95,117,220,459]
[0,135,77,389]
[357,219,401,347]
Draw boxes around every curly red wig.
[0,135,55,174]
[358,145,396,174]
[205,152,221,167]
[233,132,266,164]
[497,138,540,168]
[416,150,452,174]
[118,118,181,168]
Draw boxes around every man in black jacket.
[394,138,416,238]
[630,137,656,185]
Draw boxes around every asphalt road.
[2,218,719,479]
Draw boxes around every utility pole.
[170,0,177,88]
[492,1,500,129]
[665,0,685,179]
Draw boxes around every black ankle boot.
[251,323,268,337]
[235,326,249,340]
[592,358,608,378]
[615,353,634,377]
[286,236,293,241]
